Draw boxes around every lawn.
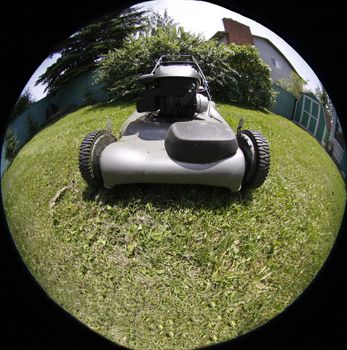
[2,102,346,349]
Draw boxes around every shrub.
[5,128,19,162]
[97,26,276,109]
[11,89,35,119]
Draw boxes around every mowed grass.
[2,102,346,349]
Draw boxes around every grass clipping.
[2,102,346,350]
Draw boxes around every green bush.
[97,27,276,109]
[4,128,19,162]
[11,89,35,119]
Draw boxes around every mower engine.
[136,56,210,119]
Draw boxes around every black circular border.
[1,1,346,349]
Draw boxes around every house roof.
[252,35,301,78]
[210,31,228,41]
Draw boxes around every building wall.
[253,36,294,83]
[218,35,227,45]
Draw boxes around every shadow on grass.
[82,183,253,211]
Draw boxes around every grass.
[2,101,346,349]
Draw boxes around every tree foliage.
[5,128,19,162]
[36,7,147,94]
[97,25,276,109]
[315,84,334,115]
[11,89,35,119]
[277,71,308,99]
[139,9,178,37]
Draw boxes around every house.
[210,18,302,84]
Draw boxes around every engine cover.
[136,62,208,119]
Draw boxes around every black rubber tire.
[237,129,270,190]
[79,130,116,187]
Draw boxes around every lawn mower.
[79,55,270,191]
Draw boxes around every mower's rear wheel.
[237,130,270,190]
[79,130,116,187]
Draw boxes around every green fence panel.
[270,84,297,120]
[2,70,110,175]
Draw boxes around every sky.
[23,0,323,102]
[23,53,61,101]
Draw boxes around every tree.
[315,84,337,149]
[315,84,334,115]
[11,89,35,119]
[139,9,178,37]
[5,128,19,162]
[276,72,308,98]
[36,7,148,94]
[97,22,276,109]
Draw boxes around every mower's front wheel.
[237,130,270,190]
[79,130,116,187]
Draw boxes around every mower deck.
[99,106,246,191]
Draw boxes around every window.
[270,56,281,70]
